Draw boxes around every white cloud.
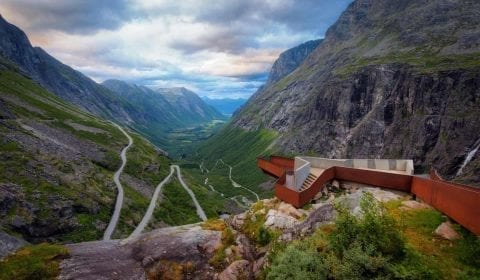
[0,0,352,98]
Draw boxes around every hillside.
[156,87,226,124]
[0,58,174,251]
[201,0,480,186]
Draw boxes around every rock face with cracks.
[59,224,222,280]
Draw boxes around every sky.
[0,0,352,99]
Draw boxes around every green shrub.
[257,226,273,246]
[267,193,439,280]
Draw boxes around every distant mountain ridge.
[0,15,225,151]
[201,97,247,116]
[156,87,225,123]
[102,80,225,127]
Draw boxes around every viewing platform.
[258,155,480,236]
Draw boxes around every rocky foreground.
[56,181,462,280]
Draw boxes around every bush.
[267,193,439,280]
[257,226,273,246]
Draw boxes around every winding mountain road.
[173,165,208,221]
[216,159,260,201]
[103,123,133,241]
[127,165,207,240]
[128,166,175,238]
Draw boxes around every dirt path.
[103,123,133,241]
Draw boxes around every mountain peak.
[266,39,322,84]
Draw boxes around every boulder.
[277,202,303,219]
[253,256,266,278]
[235,234,255,261]
[0,231,28,258]
[218,260,250,280]
[332,180,340,190]
[313,191,323,202]
[434,222,460,240]
[400,200,432,210]
[264,209,300,230]
[231,213,246,230]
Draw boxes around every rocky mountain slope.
[0,58,173,253]
[213,0,480,184]
[266,39,322,85]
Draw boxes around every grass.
[0,243,69,280]
[336,51,480,78]
[385,200,480,279]
[192,126,278,200]
[153,177,201,226]
[0,68,171,242]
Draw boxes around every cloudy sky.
[0,0,351,98]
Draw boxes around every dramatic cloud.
[0,0,352,98]
[0,0,138,34]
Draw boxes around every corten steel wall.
[412,177,480,235]
[258,157,480,235]
[258,158,286,178]
[335,167,412,192]
[299,168,335,206]
[270,156,295,170]
[275,171,301,207]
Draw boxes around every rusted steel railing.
[258,157,480,235]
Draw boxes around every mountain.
[266,39,322,85]
[156,87,226,123]
[0,58,173,248]
[0,14,135,122]
[199,0,480,186]
[202,97,247,116]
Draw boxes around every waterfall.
[456,139,480,176]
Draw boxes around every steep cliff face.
[266,39,322,85]
[229,0,480,182]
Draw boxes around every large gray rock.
[218,260,251,280]
[264,209,300,230]
[59,224,221,280]
[0,231,27,259]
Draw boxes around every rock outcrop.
[266,39,322,85]
[59,225,222,280]
[434,221,460,241]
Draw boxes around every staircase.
[299,173,318,191]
